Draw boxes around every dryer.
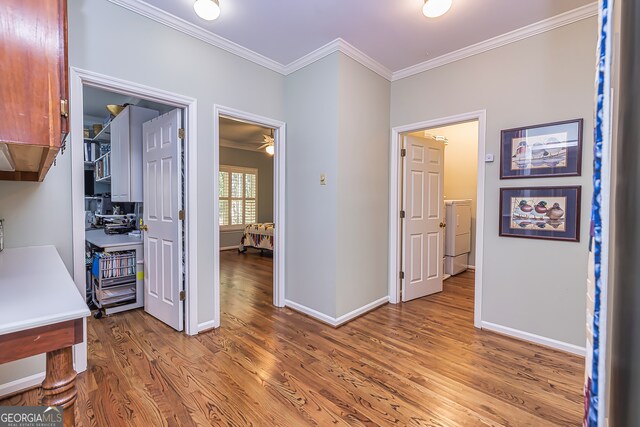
[444,199,472,275]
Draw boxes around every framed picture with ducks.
[499,186,581,242]
[500,119,583,179]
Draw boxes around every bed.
[239,223,274,252]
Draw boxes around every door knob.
[140,224,149,231]
[439,222,446,228]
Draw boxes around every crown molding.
[333,39,393,81]
[107,0,596,84]
[106,0,393,80]
[391,2,598,81]
[281,38,342,75]
[283,38,393,80]
[107,0,286,74]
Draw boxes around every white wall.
[284,52,390,320]
[0,0,284,393]
[68,0,284,329]
[335,54,390,317]
[72,0,283,323]
[284,53,340,317]
[425,121,479,266]
[391,18,596,347]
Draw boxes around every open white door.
[142,109,184,331]
[402,135,445,302]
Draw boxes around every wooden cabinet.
[0,0,68,182]
[111,106,159,202]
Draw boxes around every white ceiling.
[83,86,174,119]
[219,117,272,151]
[140,0,594,72]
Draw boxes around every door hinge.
[400,148,406,157]
[179,209,185,221]
[60,99,69,118]
[399,271,405,280]
[400,210,406,219]
[179,290,186,301]
[178,128,185,139]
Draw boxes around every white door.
[402,135,445,302]
[142,109,184,331]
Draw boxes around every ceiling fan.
[257,129,275,155]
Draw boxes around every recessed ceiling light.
[194,0,221,21]
[422,0,452,18]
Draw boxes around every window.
[219,166,258,229]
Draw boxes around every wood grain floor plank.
[1,252,584,426]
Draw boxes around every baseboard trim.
[0,372,45,399]
[284,300,337,326]
[467,265,476,271]
[481,321,586,356]
[334,296,389,326]
[285,296,389,327]
[220,245,240,251]
[197,320,218,333]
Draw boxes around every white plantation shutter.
[219,200,229,226]
[245,173,257,224]
[218,165,258,229]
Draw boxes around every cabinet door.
[0,0,68,181]
[110,108,131,202]
[129,107,159,202]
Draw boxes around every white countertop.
[0,246,90,335]
[85,229,143,249]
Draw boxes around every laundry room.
[420,121,479,279]
[401,119,479,304]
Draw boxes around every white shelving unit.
[92,120,112,142]
[88,241,144,317]
[94,151,111,182]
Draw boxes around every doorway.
[213,106,286,328]
[69,68,199,372]
[389,111,487,328]
[81,85,185,326]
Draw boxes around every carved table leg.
[41,347,77,427]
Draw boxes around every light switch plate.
[484,153,495,163]
[320,174,327,185]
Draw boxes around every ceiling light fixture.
[259,129,275,155]
[194,0,220,21]
[422,0,452,18]
[424,133,449,145]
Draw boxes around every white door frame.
[213,105,286,327]
[388,110,487,328]
[69,68,200,372]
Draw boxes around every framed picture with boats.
[499,186,581,242]
[500,119,583,179]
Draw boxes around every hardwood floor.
[1,251,584,426]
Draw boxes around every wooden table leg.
[41,347,77,427]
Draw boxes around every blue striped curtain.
[584,0,611,425]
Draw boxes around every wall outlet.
[320,174,327,185]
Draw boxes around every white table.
[0,246,90,427]
[85,228,142,249]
